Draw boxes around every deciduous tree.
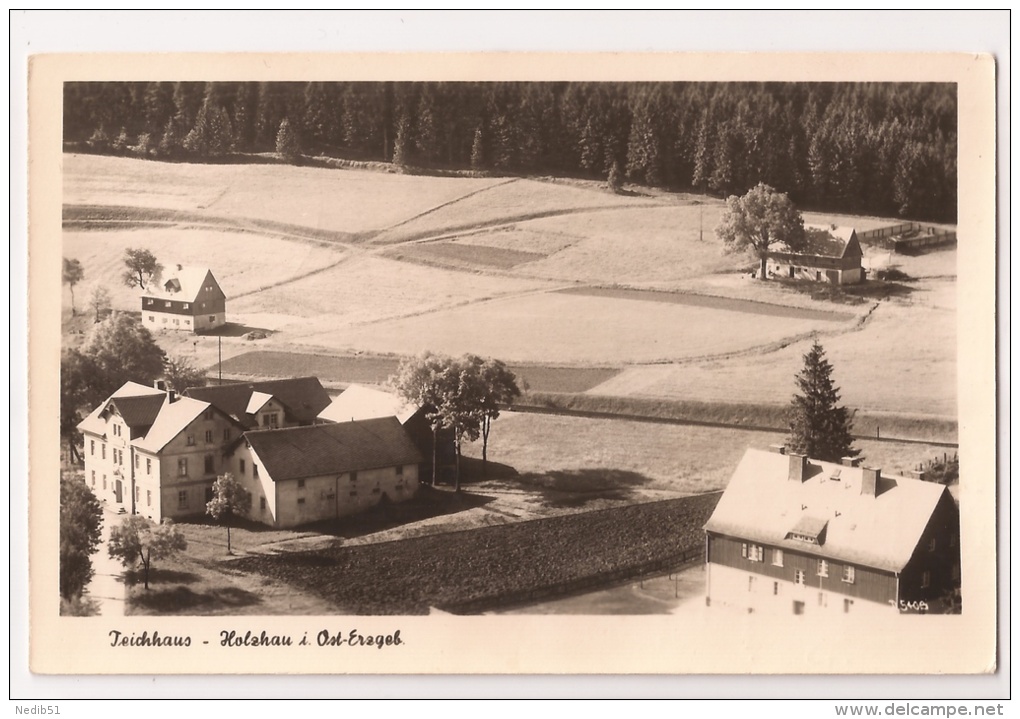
[715,182,805,281]
[59,476,103,602]
[206,473,251,555]
[63,258,84,316]
[464,355,521,475]
[81,313,166,389]
[391,352,453,487]
[86,284,111,323]
[163,354,207,393]
[121,248,163,290]
[787,341,859,463]
[108,516,187,590]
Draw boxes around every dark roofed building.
[186,377,331,430]
[765,224,864,284]
[704,447,960,616]
[141,265,226,334]
[229,417,425,528]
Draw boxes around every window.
[174,319,180,325]
[921,571,931,589]
[177,490,188,509]
[842,565,855,584]
[843,598,854,613]
[253,464,259,480]
[794,570,805,586]
[90,471,95,487]
[928,538,936,552]
[793,600,805,615]
[146,298,153,306]
[349,491,358,497]
[395,465,404,477]
[204,408,214,420]
[297,479,305,489]
[149,315,155,322]
[147,490,151,506]
[162,317,168,324]
[297,498,306,505]
[165,301,172,308]
[205,430,214,444]
[817,559,829,578]
[206,285,213,292]
[747,576,755,592]
[101,444,106,459]
[205,488,214,503]
[204,455,215,474]
[146,458,151,475]
[262,412,279,428]
[746,544,764,562]
[208,315,216,323]
[239,458,246,475]
[178,458,188,477]
[113,424,120,437]
[103,476,107,490]
[818,592,827,607]
[90,440,95,456]
[135,486,140,502]
[223,429,231,441]
[772,549,784,567]
[350,471,358,483]
[186,434,196,446]
[773,581,779,596]
[260,497,266,510]
[183,303,190,309]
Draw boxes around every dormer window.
[165,301,172,308]
[184,303,190,309]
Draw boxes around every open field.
[63,153,502,236]
[590,286,956,419]
[62,152,957,422]
[462,411,956,495]
[334,290,844,364]
[217,350,620,394]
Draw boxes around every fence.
[439,544,705,615]
[857,222,957,253]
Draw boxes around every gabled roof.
[77,381,166,436]
[771,225,861,259]
[317,384,421,425]
[131,396,212,453]
[704,448,948,573]
[244,417,424,482]
[186,377,331,428]
[245,391,275,415]
[143,266,218,303]
[107,394,168,430]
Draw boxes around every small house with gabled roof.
[141,264,226,333]
[228,417,424,528]
[765,225,864,284]
[703,447,960,616]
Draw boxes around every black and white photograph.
[22,39,999,682]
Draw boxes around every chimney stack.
[860,467,880,496]
[168,390,177,404]
[788,453,808,483]
[154,379,167,391]
[841,456,861,468]
[911,469,927,481]
[769,444,786,455]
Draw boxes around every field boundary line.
[371,177,520,236]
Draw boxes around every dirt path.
[82,505,128,616]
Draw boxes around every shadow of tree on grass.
[513,468,654,509]
[130,585,262,613]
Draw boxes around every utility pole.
[218,335,222,385]
[699,203,704,242]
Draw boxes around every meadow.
[62,152,957,424]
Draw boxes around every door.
[114,479,123,504]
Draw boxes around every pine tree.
[787,341,859,463]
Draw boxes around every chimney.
[168,390,177,404]
[788,453,807,483]
[911,469,927,481]
[860,467,880,497]
[176,263,183,271]
[154,379,167,391]
[769,444,786,455]
[841,456,861,467]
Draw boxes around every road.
[82,504,128,616]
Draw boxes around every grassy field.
[216,350,621,394]
[462,411,954,495]
[332,290,845,364]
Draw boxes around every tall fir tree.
[787,341,859,463]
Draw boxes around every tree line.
[64,81,957,222]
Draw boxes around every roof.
[142,266,217,303]
[245,391,274,415]
[771,225,860,259]
[317,384,421,425]
[186,377,331,428]
[77,381,166,436]
[107,394,167,430]
[131,396,211,453]
[244,417,424,482]
[704,448,949,573]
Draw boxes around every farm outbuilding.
[765,225,864,285]
[141,265,226,333]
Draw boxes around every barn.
[765,225,864,285]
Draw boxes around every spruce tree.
[787,341,859,463]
